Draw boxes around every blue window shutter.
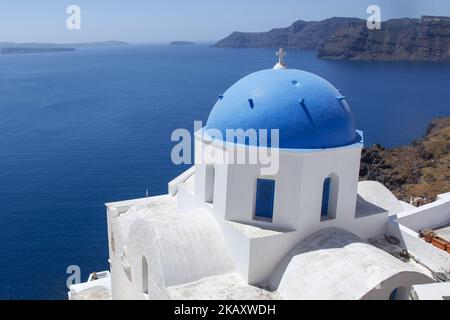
[321,177,331,217]
[255,179,275,220]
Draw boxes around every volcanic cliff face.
[359,117,450,203]
[214,17,362,51]
[214,16,450,61]
[319,18,450,61]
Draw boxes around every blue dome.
[205,69,360,149]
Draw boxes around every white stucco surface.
[70,286,112,300]
[167,273,280,300]
[97,164,448,300]
[396,192,450,232]
[106,195,237,299]
[399,201,416,211]
[397,224,450,274]
[435,224,450,242]
[268,227,432,300]
[69,274,112,300]
[226,220,292,239]
[70,62,450,301]
[357,181,405,214]
[412,282,450,300]
[92,125,450,301]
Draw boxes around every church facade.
[69,50,450,300]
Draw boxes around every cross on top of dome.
[274,48,287,69]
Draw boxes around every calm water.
[0,44,449,299]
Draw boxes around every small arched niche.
[389,286,408,300]
[204,164,215,204]
[142,256,149,295]
[320,173,339,221]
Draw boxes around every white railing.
[168,166,195,196]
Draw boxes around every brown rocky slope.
[359,116,450,203]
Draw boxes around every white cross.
[276,48,286,66]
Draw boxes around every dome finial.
[274,48,287,69]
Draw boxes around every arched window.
[389,287,407,300]
[110,231,115,253]
[142,256,149,294]
[321,174,338,221]
[389,288,398,300]
[321,177,331,217]
[205,164,215,204]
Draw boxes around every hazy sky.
[1,0,449,43]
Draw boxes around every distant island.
[0,41,129,55]
[0,40,129,48]
[170,41,196,46]
[214,16,450,61]
[1,47,75,55]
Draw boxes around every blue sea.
[0,44,449,299]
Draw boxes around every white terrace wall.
[396,193,450,232]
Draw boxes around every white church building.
[69,50,450,300]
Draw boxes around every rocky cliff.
[214,16,450,61]
[359,117,450,203]
[214,17,362,51]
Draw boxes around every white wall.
[296,147,361,231]
[195,134,364,233]
[396,193,450,232]
[194,134,229,220]
[168,166,194,196]
[362,271,433,300]
[107,130,396,297]
[191,133,392,285]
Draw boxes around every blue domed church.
[206,68,359,149]
[70,50,438,300]
[195,51,366,242]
